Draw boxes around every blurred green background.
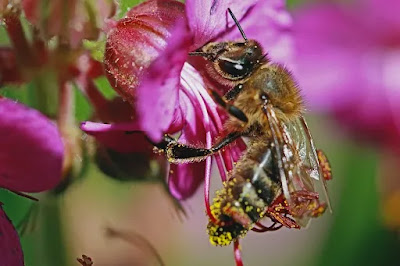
[1,0,399,265]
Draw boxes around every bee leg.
[268,212,299,229]
[252,222,283,232]
[289,190,327,218]
[152,132,242,163]
[147,134,175,151]
[208,89,248,123]
[316,149,333,181]
[308,202,327,218]
[266,194,300,229]
[224,83,244,101]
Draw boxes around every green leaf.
[94,76,117,99]
[117,0,143,18]
[0,84,31,105]
[0,26,10,44]
[74,84,92,121]
[83,39,106,62]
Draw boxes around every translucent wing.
[286,116,332,213]
[263,104,331,227]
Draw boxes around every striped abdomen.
[207,139,282,246]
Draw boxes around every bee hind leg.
[289,190,327,218]
[251,222,283,232]
[265,194,300,229]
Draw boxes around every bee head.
[188,8,268,86]
[190,40,267,86]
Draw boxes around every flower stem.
[3,12,35,66]
[204,157,218,224]
[40,196,68,266]
[31,71,59,116]
[57,80,77,177]
[58,80,75,130]
[234,240,244,266]
[78,78,109,114]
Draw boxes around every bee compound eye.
[219,59,251,78]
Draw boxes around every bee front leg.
[224,83,244,101]
[208,89,248,123]
[150,132,242,163]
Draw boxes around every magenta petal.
[167,66,211,200]
[80,121,152,153]
[185,0,259,48]
[80,121,141,132]
[0,204,24,266]
[0,99,63,192]
[364,0,400,36]
[137,18,192,142]
[168,162,205,200]
[293,5,371,111]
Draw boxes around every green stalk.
[36,79,75,266]
[30,70,59,116]
[38,196,68,266]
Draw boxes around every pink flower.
[81,0,292,201]
[293,0,400,150]
[0,97,64,265]
[0,98,64,192]
[0,203,24,266]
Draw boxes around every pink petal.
[167,64,212,200]
[292,1,400,149]
[80,121,152,153]
[0,204,24,266]
[293,4,371,111]
[167,90,205,200]
[137,18,192,142]
[364,0,400,39]
[0,99,63,192]
[168,162,205,200]
[185,0,259,48]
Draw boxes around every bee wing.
[263,105,294,212]
[264,105,331,227]
[285,116,332,213]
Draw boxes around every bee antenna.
[228,8,248,42]
[188,51,212,57]
[259,53,269,61]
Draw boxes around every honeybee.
[154,9,332,247]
